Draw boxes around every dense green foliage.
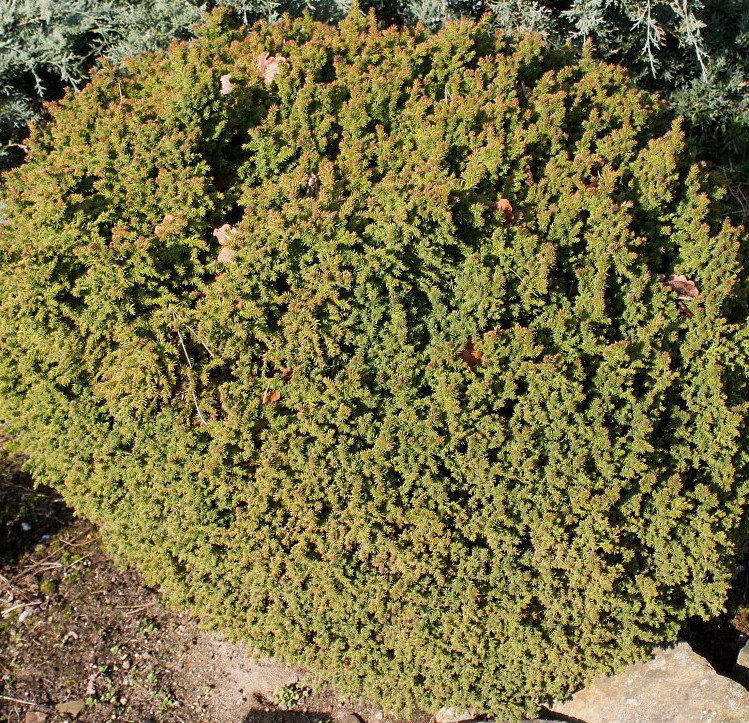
[0,0,349,166]
[0,0,199,165]
[1,6,749,718]
[485,1,749,186]
[2,1,748,183]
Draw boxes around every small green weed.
[157,695,177,712]
[136,618,158,635]
[39,578,57,595]
[272,683,310,710]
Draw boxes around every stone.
[435,708,476,723]
[551,641,749,723]
[55,698,86,717]
[733,639,749,688]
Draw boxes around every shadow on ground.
[537,709,590,722]
[244,713,332,723]
[0,445,73,565]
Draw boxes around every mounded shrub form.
[1,8,749,719]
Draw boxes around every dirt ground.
[0,457,415,723]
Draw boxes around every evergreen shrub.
[0,0,349,167]
[485,0,749,187]
[1,6,749,718]
[0,0,202,166]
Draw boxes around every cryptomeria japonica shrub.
[1,5,749,719]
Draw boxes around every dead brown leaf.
[460,338,483,368]
[220,73,233,95]
[304,173,320,199]
[675,299,694,318]
[257,52,288,85]
[217,246,236,264]
[214,224,237,263]
[659,273,699,300]
[573,154,607,179]
[154,214,176,237]
[212,223,235,246]
[262,389,281,404]
[492,198,514,223]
